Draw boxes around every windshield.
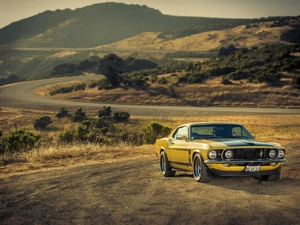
[190,124,253,140]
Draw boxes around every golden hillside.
[100,22,292,52]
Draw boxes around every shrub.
[59,130,74,143]
[74,124,90,142]
[98,79,114,90]
[95,116,112,129]
[56,107,69,118]
[113,112,130,122]
[98,106,112,118]
[188,73,203,83]
[71,108,86,122]
[34,116,52,130]
[4,130,40,153]
[142,122,172,144]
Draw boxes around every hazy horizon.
[0,0,299,29]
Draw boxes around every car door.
[168,126,189,164]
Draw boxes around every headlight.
[278,150,285,158]
[208,151,217,159]
[269,149,276,158]
[225,150,233,159]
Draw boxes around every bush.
[71,108,86,122]
[113,112,130,122]
[98,106,112,118]
[56,107,69,118]
[98,79,114,90]
[142,122,172,144]
[4,130,40,154]
[59,130,74,143]
[95,116,113,129]
[74,124,90,142]
[188,73,203,83]
[34,116,52,130]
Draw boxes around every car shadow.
[172,171,300,195]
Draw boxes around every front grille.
[223,148,277,160]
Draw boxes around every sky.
[0,0,299,29]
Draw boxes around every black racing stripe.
[216,139,274,147]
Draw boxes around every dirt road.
[1,152,299,225]
[0,77,299,225]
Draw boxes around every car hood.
[192,139,280,148]
[216,139,275,147]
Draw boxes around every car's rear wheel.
[193,153,213,182]
[160,151,175,177]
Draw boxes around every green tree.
[98,54,128,87]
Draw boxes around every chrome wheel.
[160,151,175,177]
[193,153,213,183]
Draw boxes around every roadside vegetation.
[42,44,300,109]
[0,106,171,166]
[0,106,299,177]
[47,44,300,94]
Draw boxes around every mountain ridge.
[0,2,264,48]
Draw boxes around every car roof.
[181,122,243,127]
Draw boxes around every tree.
[98,54,128,87]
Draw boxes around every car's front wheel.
[160,151,175,177]
[193,153,213,182]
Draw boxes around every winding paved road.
[1,75,299,116]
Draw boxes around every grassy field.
[0,106,299,178]
[36,75,300,109]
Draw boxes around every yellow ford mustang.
[155,122,286,182]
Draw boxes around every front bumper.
[205,158,286,164]
[209,167,281,177]
[204,158,285,176]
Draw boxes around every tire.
[193,153,213,182]
[160,151,175,177]
[252,166,281,182]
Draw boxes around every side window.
[232,127,246,136]
[174,126,188,140]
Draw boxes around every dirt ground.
[1,144,299,225]
[0,79,299,225]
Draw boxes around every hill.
[0,2,299,80]
[101,21,294,52]
[0,2,259,48]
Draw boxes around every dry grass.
[100,22,291,52]
[1,106,299,178]
[36,75,300,109]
